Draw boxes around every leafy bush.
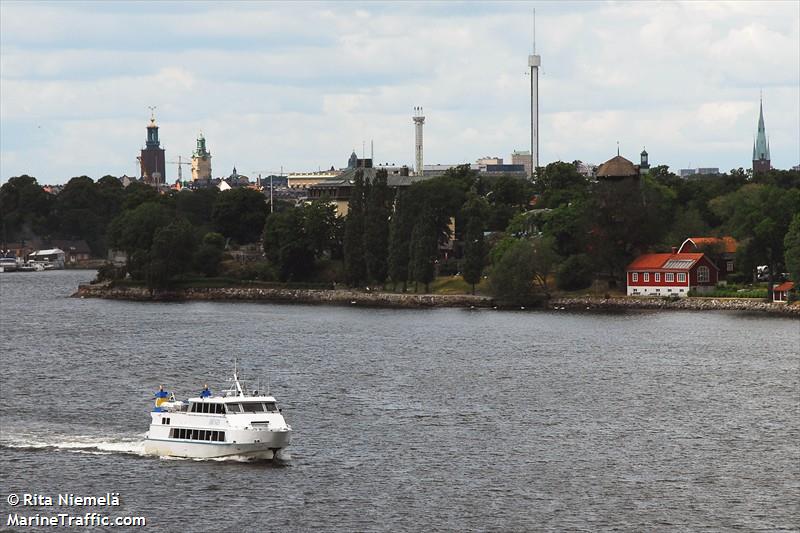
[93,262,126,283]
[556,254,594,291]
[489,240,547,306]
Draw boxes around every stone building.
[191,134,212,182]
[138,114,166,186]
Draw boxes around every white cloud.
[1,1,798,184]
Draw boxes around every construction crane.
[168,155,192,182]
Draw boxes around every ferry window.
[265,402,278,412]
[205,431,212,441]
[216,404,225,414]
[226,403,242,414]
[170,429,176,438]
[242,402,265,413]
[217,431,225,442]
[190,403,198,413]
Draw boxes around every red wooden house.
[773,281,794,303]
[678,236,738,279]
[626,251,719,297]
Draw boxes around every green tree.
[710,184,800,292]
[588,176,676,284]
[536,161,589,208]
[461,192,488,294]
[343,170,368,286]
[176,188,219,228]
[556,253,595,291]
[262,207,316,281]
[388,190,414,291]
[483,174,534,231]
[52,176,108,254]
[0,175,53,242]
[212,188,268,244]
[193,232,225,277]
[784,214,800,283]
[305,200,338,259]
[121,181,159,211]
[364,169,391,284]
[107,202,172,279]
[147,219,195,288]
[489,239,542,306]
[409,208,438,292]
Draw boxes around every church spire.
[752,95,771,174]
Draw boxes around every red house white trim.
[626,252,719,297]
[773,281,794,303]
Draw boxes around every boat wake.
[1,432,291,463]
[0,432,146,457]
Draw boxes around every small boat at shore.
[143,364,292,460]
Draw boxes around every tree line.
[1,164,798,303]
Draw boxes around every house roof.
[596,155,638,177]
[309,167,424,190]
[626,252,716,271]
[679,236,738,254]
[774,281,794,292]
[50,239,91,254]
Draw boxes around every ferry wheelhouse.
[143,368,291,460]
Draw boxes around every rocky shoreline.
[72,283,494,309]
[549,295,800,316]
[72,284,799,316]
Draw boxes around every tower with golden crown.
[139,111,166,185]
[191,133,212,182]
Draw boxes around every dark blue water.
[1,271,798,531]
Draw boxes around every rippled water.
[1,271,798,531]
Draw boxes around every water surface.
[1,271,798,531]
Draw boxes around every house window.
[698,266,710,283]
[665,273,674,282]
[643,273,650,282]
[677,273,686,283]
[655,273,660,282]
[726,260,734,272]
[632,272,639,282]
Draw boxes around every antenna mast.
[528,9,541,180]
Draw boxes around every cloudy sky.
[1,0,798,184]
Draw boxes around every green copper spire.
[753,97,769,161]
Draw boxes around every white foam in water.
[0,432,147,457]
[1,431,290,463]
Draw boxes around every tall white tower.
[528,10,541,180]
[413,106,425,176]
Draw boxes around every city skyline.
[1,0,799,184]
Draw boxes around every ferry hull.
[144,432,290,460]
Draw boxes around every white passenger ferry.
[143,366,291,460]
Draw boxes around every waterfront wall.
[72,284,799,316]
